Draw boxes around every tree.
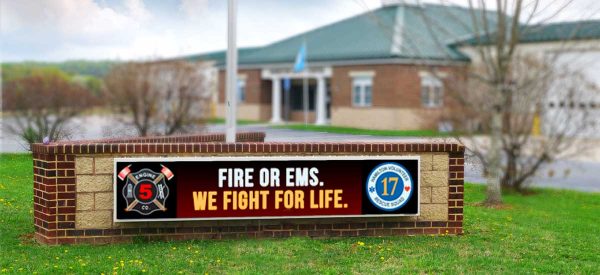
[103,60,211,137]
[1,64,71,82]
[2,72,97,149]
[358,1,598,205]
[446,56,596,194]
[434,1,598,203]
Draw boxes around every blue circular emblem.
[366,162,414,211]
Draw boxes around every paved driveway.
[2,117,599,192]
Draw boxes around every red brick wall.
[329,64,467,130]
[32,134,464,245]
[218,69,270,105]
[331,64,465,109]
[33,153,76,244]
[214,64,467,127]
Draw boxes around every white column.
[270,77,283,124]
[315,76,327,125]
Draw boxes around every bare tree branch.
[103,60,212,137]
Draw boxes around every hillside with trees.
[1,60,117,79]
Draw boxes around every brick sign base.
[32,132,464,245]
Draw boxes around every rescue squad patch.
[366,162,414,211]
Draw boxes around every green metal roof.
[187,3,499,66]
[457,20,600,46]
[521,20,600,43]
[183,47,262,63]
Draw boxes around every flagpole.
[303,70,308,125]
[225,0,237,143]
[302,40,308,126]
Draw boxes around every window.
[352,76,373,107]
[421,75,443,108]
[237,79,246,103]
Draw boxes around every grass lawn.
[1,153,599,274]
[272,124,451,137]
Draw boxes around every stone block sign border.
[31,132,464,245]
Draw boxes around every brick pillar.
[448,152,464,234]
[33,152,76,244]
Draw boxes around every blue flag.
[293,43,306,73]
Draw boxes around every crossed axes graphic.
[118,165,174,212]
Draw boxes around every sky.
[1,0,599,62]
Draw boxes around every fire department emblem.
[118,165,173,215]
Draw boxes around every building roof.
[456,20,600,46]
[183,47,262,63]
[521,20,600,43]
[186,3,498,66]
[185,5,600,67]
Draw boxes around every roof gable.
[240,6,398,64]
[394,4,496,60]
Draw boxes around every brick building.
[186,2,600,135]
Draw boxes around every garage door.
[543,51,600,138]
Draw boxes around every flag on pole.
[293,43,307,73]
[294,42,309,124]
